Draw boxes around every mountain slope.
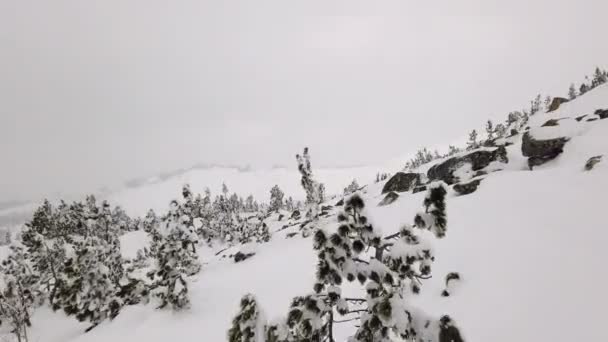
[11,84,608,341]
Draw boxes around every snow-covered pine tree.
[485,120,495,140]
[148,199,201,311]
[275,183,462,342]
[228,294,266,342]
[269,185,285,213]
[318,184,326,204]
[296,148,324,236]
[579,82,589,95]
[466,130,478,150]
[494,123,507,139]
[544,95,552,112]
[0,246,39,342]
[344,179,360,195]
[592,67,607,88]
[448,145,461,157]
[21,202,67,306]
[54,235,122,331]
[222,182,229,197]
[245,195,255,212]
[568,83,577,99]
[285,197,295,212]
[530,94,541,115]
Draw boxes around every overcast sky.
[1,0,607,202]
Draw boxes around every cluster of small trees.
[375,173,390,183]
[229,183,463,341]
[404,146,462,171]
[343,179,360,195]
[0,181,281,341]
[568,67,608,100]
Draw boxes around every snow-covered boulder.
[547,96,569,112]
[594,108,608,119]
[381,172,422,193]
[378,191,399,206]
[426,146,508,185]
[522,127,570,169]
[453,179,482,196]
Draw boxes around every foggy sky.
[1,0,607,202]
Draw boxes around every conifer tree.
[296,147,324,226]
[228,294,266,342]
[0,246,38,342]
[494,123,507,139]
[448,145,461,157]
[273,184,463,341]
[592,67,607,88]
[245,195,255,212]
[530,94,541,115]
[344,179,360,195]
[269,185,285,213]
[544,95,552,112]
[148,199,201,311]
[568,83,577,99]
[579,82,589,95]
[466,130,479,150]
[485,120,495,140]
[54,235,122,331]
[285,197,295,212]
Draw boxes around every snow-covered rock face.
[426,146,508,185]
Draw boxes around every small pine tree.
[344,179,360,195]
[245,195,255,212]
[579,82,589,96]
[485,120,495,140]
[285,197,295,212]
[148,200,201,311]
[592,67,607,88]
[54,235,123,331]
[530,94,541,115]
[448,145,461,156]
[228,294,265,342]
[544,95,552,112]
[568,83,577,99]
[296,147,323,220]
[494,123,507,139]
[269,185,285,213]
[466,130,479,150]
[0,246,38,342]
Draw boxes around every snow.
[6,84,608,341]
[529,118,585,140]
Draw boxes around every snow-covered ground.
[6,85,608,341]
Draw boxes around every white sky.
[1,0,607,201]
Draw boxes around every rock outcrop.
[547,97,569,112]
[595,109,608,119]
[522,131,569,170]
[453,179,482,196]
[426,146,508,185]
[381,172,422,193]
[541,119,560,127]
[584,155,603,171]
[378,191,399,206]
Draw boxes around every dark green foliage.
[228,294,263,342]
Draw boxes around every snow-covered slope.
[11,84,608,341]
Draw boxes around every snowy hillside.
[3,84,608,342]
